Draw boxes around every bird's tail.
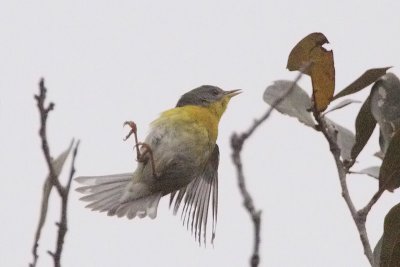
[75,173,162,219]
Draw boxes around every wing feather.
[169,145,219,244]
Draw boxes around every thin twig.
[49,141,80,267]
[358,187,386,220]
[230,141,261,267]
[231,63,311,267]
[357,173,397,223]
[239,62,312,143]
[35,79,63,195]
[314,114,373,265]
[30,179,53,267]
[30,79,79,267]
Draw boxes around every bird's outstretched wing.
[169,144,219,245]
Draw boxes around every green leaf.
[390,244,400,267]
[375,150,385,160]
[263,80,315,128]
[51,139,74,177]
[325,118,355,161]
[379,130,400,191]
[380,203,400,266]
[355,166,380,179]
[351,96,377,161]
[373,237,382,267]
[322,99,361,116]
[370,73,400,154]
[333,67,391,100]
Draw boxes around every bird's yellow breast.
[152,104,224,144]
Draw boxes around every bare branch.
[30,79,79,267]
[239,62,312,143]
[49,141,80,267]
[231,64,310,267]
[30,178,53,267]
[358,180,388,220]
[230,138,261,267]
[34,79,63,195]
[314,114,374,265]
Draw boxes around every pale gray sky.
[2,1,400,266]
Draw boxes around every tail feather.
[114,203,131,218]
[110,194,162,219]
[75,173,162,220]
[75,173,133,186]
[76,181,128,194]
[86,194,121,212]
[80,184,126,202]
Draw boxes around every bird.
[75,85,241,244]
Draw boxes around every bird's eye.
[212,89,219,96]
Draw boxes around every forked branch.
[30,79,80,267]
[314,112,386,265]
[231,63,310,267]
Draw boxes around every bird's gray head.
[176,85,241,107]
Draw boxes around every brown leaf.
[351,96,377,161]
[333,67,391,100]
[287,32,335,111]
[379,130,400,191]
[310,47,335,111]
[287,32,328,75]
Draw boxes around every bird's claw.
[123,121,137,141]
[136,142,158,178]
[123,120,158,178]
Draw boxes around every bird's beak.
[224,89,242,98]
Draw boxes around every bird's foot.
[136,142,158,179]
[123,121,137,141]
[123,120,142,160]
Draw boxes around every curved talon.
[123,121,137,141]
[123,120,141,160]
[123,121,137,129]
[135,142,158,178]
[122,121,158,178]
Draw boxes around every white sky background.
[2,1,400,266]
